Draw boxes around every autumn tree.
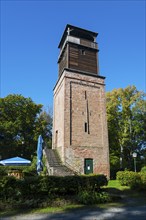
[106,86,146,173]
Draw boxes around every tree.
[0,94,52,159]
[35,108,53,148]
[106,86,146,172]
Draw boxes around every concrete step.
[44,148,76,176]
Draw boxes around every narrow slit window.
[85,91,87,99]
[85,122,87,132]
[81,49,86,55]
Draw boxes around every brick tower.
[52,24,110,178]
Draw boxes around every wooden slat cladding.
[80,39,98,50]
[69,44,97,74]
[78,49,97,74]
[59,44,98,77]
[59,46,68,77]
[69,45,79,69]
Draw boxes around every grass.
[30,204,84,214]
[102,180,130,198]
[107,180,130,190]
[103,180,146,207]
[0,204,85,217]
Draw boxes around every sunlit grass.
[107,180,130,190]
[30,204,84,214]
[0,204,85,217]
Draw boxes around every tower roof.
[58,24,98,48]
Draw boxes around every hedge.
[141,166,146,173]
[0,174,107,202]
[116,170,146,190]
[140,172,146,190]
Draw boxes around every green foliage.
[37,174,108,195]
[0,166,7,177]
[116,171,146,190]
[36,110,52,145]
[141,166,146,173]
[107,179,130,190]
[77,191,111,205]
[116,171,141,189]
[0,174,108,207]
[0,176,18,200]
[0,94,52,159]
[140,172,146,190]
[23,156,38,176]
[106,86,146,171]
[110,154,120,179]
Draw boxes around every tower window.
[85,91,87,99]
[80,49,86,55]
[85,122,87,132]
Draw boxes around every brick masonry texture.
[53,69,110,178]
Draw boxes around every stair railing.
[64,158,81,175]
[43,148,54,175]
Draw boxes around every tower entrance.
[84,158,93,174]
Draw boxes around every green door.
[84,158,93,174]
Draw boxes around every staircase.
[43,148,77,176]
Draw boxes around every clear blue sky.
[0,0,145,109]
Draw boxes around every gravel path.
[1,205,146,220]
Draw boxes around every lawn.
[103,180,146,208]
[107,179,130,190]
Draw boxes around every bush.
[141,166,146,173]
[0,176,18,200]
[77,190,111,205]
[140,172,146,190]
[116,171,141,189]
[76,174,108,192]
[0,166,8,177]
[0,174,107,202]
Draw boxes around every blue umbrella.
[0,156,31,166]
[37,135,44,173]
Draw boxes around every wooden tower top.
[58,24,101,78]
[58,24,98,49]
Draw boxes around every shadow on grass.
[102,187,146,207]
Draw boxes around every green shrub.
[77,174,108,191]
[0,174,108,207]
[77,190,111,205]
[0,176,18,200]
[0,166,8,177]
[141,166,146,173]
[116,171,141,189]
[77,190,94,205]
[140,172,146,190]
[116,171,131,186]
[117,170,146,191]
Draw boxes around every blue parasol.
[37,135,44,173]
[0,156,31,166]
